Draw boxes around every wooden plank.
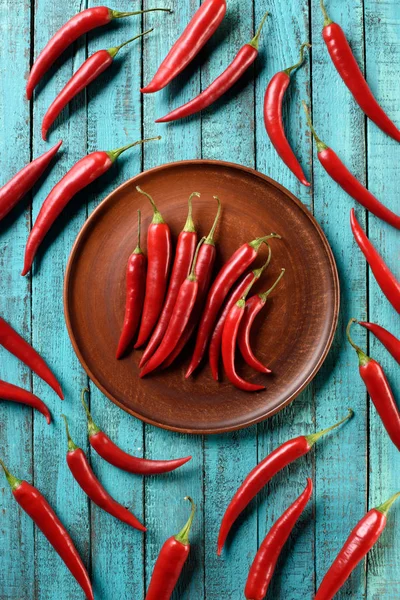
[31,1,90,598]
[311,1,368,598]
[142,1,204,598]
[86,1,146,597]
[0,1,35,598]
[364,1,400,598]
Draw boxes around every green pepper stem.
[320,0,333,27]
[81,388,101,437]
[184,192,200,233]
[252,244,272,279]
[136,186,165,224]
[107,136,161,163]
[111,8,172,20]
[302,101,328,152]
[249,10,269,50]
[249,233,281,252]
[188,237,206,281]
[204,196,221,246]
[133,210,143,255]
[108,29,154,59]
[376,492,400,517]
[346,318,370,367]
[237,277,258,308]
[0,459,22,491]
[175,496,196,545]
[61,414,79,452]
[258,268,286,302]
[283,42,311,77]
[305,409,354,447]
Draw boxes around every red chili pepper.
[0,141,62,222]
[319,0,400,143]
[264,43,311,186]
[0,460,94,600]
[134,187,172,348]
[142,0,226,93]
[116,210,147,359]
[315,491,400,600]
[62,414,146,532]
[347,318,400,450]
[26,6,171,99]
[22,137,160,276]
[302,103,400,229]
[0,316,63,399]
[186,231,280,378]
[140,237,205,377]
[156,11,269,123]
[245,478,313,600]
[0,380,51,424]
[350,209,400,312]
[145,496,196,600]
[217,409,352,555]
[80,389,191,474]
[209,247,272,381]
[238,269,285,374]
[42,30,152,141]
[139,192,199,367]
[358,321,400,365]
[162,197,221,369]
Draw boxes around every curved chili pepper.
[358,321,400,364]
[217,409,353,555]
[209,246,272,381]
[139,192,199,367]
[302,103,400,229]
[22,137,160,276]
[0,316,63,399]
[81,389,191,474]
[156,11,269,122]
[319,0,400,143]
[141,237,205,377]
[0,380,51,424]
[145,496,196,600]
[162,197,221,369]
[315,491,400,600]
[186,231,280,378]
[245,478,313,600]
[0,460,94,600]
[350,209,400,312]
[238,269,285,374]
[264,43,311,186]
[142,0,226,93]
[347,318,400,450]
[0,141,62,222]
[42,30,152,140]
[116,210,147,359]
[62,414,146,532]
[134,187,172,347]
[26,6,171,99]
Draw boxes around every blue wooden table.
[1,0,399,598]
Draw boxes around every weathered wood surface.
[0,0,399,598]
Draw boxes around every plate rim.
[64,159,340,435]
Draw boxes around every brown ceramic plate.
[64,160,339,434]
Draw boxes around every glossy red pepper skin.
[245,479,313,600]
[142,0,226,93]
[350,209,400,313]
[0,316,63,399]
[156,12,268,122]
[0,462,94,600]
[358,321,400,364]
[217,410,352,555]
[140,193,199,367]
[26,7,168,99]
[315,492,400,600]
[320,2,400,143]
[0,141,62,221]
[0,380,51,424]
[145,497,195,600]
[116,211,147,359]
